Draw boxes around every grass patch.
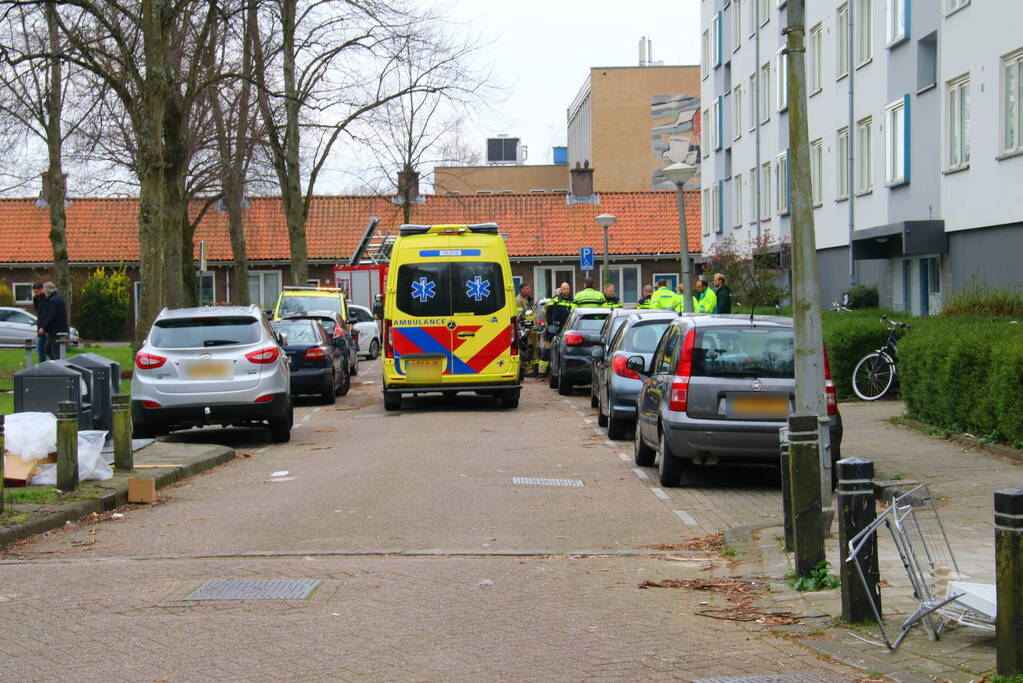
[2,486,102,504]
[721,547,737,557]
[785,560,840,592]
[0,512,30,526]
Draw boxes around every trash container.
[66,353,120,432]
[13,360,93,429]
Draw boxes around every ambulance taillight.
[510,317,518,355]
[383,319,393,358]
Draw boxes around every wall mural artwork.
[651,93,701,190]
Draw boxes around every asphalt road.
[0,359,862,680]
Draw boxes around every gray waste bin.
[13,360,93,429]
[67,353,120,432]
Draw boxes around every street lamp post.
[661,162,698,313]
[595,213,616,286]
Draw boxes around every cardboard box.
[127,477,156,503]
[3,452,56,485]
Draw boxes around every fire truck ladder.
[348,216,398,266]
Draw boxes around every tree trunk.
[280,0,307,286]
[44,0,71,313]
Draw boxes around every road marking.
[512,477,583,487]
[674,510,699,526]
[650,487,669,500]
[631,468,649,480]
[618,452,631,462]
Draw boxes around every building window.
[733,173,744,227]
[885,97,909,185]
[809,23,823,94]
[733,0,742,51]
[712,97,722,149]
[760,161,772,220]
[918,32,938,91]
[248,271,281,308]
[837,4,849,79]
[702,188,711,235]
[946,0,969,14]
[775,151,789,215]
[702,30,710,79]
[856,117,873,193]
[758,0,769,26]
[776,49,788,111]
[749,167,758,224]
[702,109,710,156]
[886,0,907,45]
[927,257,941,294]
[760,61,771,123]
[747,0,756,37]
[534,266,576,299]
[1003,51,1023,155]
[13,283,33,304]
[856,0,872,66]
[811,138,823,206]
[837,127,850,200]
[653,273,679,291]
[748,74,757,131]
[711,182,722,234]
[601,265,641,303]
[948,76,970,169]
[715,12,723,66]
[733,85,743,140]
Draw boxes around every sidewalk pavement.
[0,441,234,547]
[725,400,1019,683]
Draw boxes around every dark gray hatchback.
[632,315,842,488]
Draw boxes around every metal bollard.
[0,414,5,512]
[55,332,68,360]
[112,394,133,471]
[995,488,1023,675]
[24,339,34,368]
[786,413,825,577]
[837,457,880,624]
[56,401,78,492]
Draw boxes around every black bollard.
[838,457,880,624]
[56,401,78,492]
[995,488,1023,675]
[786,413,825,577]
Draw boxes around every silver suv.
[131,306,293,442]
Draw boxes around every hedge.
[821,309,907,399]
[898,317,1023,444]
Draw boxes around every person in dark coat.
[712,273,732,314]
[37,282,69,360]
[31,282,48,363]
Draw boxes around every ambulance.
[381,223,521,411]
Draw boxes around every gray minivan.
[631,315,842,487]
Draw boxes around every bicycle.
[851,315,911,401]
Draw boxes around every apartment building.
[700,0,1023,314]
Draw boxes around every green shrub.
[842,285,879,309]
[76,266,131,341]
[821,309,905,399]
[0,283,13,306]
[943,272,1023,318]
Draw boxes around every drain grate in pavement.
[183,579,321,601]
[693,676,848,683]
[512,477,583,487]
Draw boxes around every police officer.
[573,279,606,307]
[515,282,539,376]
[602,283,622,308]
[539,282,573,377]
[636,284,654,309]
[649,280,680,310]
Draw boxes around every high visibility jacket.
[649,287,680,310]
[604,295,623,308]
[636,295,652,309]
[687,287,718,314]
[544,294,574,330]
[573,288,606,307]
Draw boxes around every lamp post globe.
[595,213,616,287]
[661,162,698,313]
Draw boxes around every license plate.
[729,394,788,417]
[405,358,444,382]
[186,360,232,380]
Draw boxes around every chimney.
[397,167,420,203]
[569,160,594,198]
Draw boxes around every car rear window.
[279,295,342,316]
[151,316,262,349]
[622,322,669,353]
[396,262,506,316]
[271,321,321,344]
[573,314,608,332]
[691,327,794,378]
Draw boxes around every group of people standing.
[513,273,732,378]
[31,281,70,362]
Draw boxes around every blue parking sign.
[580,247,594,270]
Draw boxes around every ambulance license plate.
[186,360,232,380]
[405,358,444,382]
[729,394,788,418]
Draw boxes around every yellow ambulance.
[381,223,521,410]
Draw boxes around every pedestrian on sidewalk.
[712,273,732,314]
[37,282,69,360]
[31,282,47,363]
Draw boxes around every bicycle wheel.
[852,352,895,401]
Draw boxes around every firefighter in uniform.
[539,282,573,377]
[573,279,606,307]
[602,283,622,308]
[649,280,680,310]
[636,284,654,309]
[515,282,539,376]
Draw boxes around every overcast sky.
[439,0,702,166]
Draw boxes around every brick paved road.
[0,362,862,680]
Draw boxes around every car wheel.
[133,424,160,439]
[368,338,380,360]
[335,362,351,396]
[321,372,337,404]
[548,371,558,389]
[557,366,572,395]
[597,399,608,427]
[658,429,685,487]
[590,383,599,408]
[269,402,293,443]
[500,389,520,409]
[383,391,401,411]
[607,414,629,440]
[634,421,655,467]
[350,354,359,376]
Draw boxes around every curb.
[0,443,234,547]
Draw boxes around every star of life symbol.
[465,276,491,302]
[411,277,436,303]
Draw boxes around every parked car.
[347,304,381,359]
[272,286,348,322]
[286,310,359,377]
[548,307,610,396]
[632,314,842,487]
[130,305,293,442]
[0,306,80,347]
[592,311,676,439]
[589,307,645,409]
[271,318,349,403]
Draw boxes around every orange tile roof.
[0,191,701,264]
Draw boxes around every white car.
[0,306,80,347]
[348,304,381,359]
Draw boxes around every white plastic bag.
[4,412,57,462]
[29,430,112,485]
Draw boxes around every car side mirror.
[589,345,603,359]
[276,332,288,346]
[626,356,648,375]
